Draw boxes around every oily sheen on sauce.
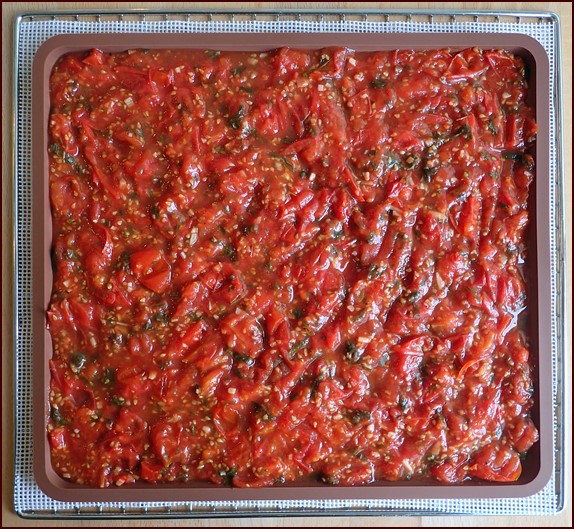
[47,46,539,488]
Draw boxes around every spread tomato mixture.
[47,46,539,488]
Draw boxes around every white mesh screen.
[13,12,564,517]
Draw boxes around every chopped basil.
[349,409,371,424]
[331,228,344,240]
[370,78,387,89]
[367,264,385,280]
[406,290,421,302]
[115,251,131,272]
[150,204,159,219]
[70,352,86,372]
[399,395,409,412]
[422,164,439,181]
[154,308,169,323]
[228,106,245,130]
[221,467,237,485]
[292,307,305,320]
[502,151,534,169]
[65,248,78,260]
[344,341,361,363]
[205,49,221,59]
[50,142,79,167]
[253,402,275,421]
[289,337,310,359]
[488,119,498,135]
[502,150,522,161]
[404,153,421,169]
[233,351,256,367]
[101,368,115,386]
[50,142,64,157]
[51,406,68,425]
[456,124,473,141]
[270,152,295,171]
[379,352,390,367]
[223,243,238,262]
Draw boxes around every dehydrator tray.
[12,8,567,519]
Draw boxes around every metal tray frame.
[11,8,567,519]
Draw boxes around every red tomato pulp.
[47,47,538,488]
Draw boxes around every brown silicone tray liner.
[32,32,553,503]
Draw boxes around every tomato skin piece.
[506,417,539,454]
[140,460,165,482]
[150,422,193,466]
[468,444,522,482]
[141,269,171,294]
[430,456,470,483]
[48,428,67,451]
[130,248,172,294]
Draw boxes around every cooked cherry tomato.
[47,46,537,488]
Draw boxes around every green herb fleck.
[422,164,440,181]
[233,351,256,367]
[220,467,238,485]
[344,341,361,363]
[488,119,498,136]
[289,337,310,359]
[228,106,245,130]
[101,368,115,386]
[206,50,221,59]
[456,124,473,141]
[399,395,409,412]
[51,406,68,425]
[370,78,387,89]
[379,352,390,367]
[253,402,275,421]
[293,307,305,320]
[404,153,421,169]
[271,152,295,171]
[223,243,238,262]
[407,290,421,302]
[150,204,160,220]
[331,228,344,240]
[349,409,371,424]
[154,308,169,323]
[70,352,86,372]
[367,264,385,280]
[502,150,522,161]
[50,142,64,157]
[65,248,78,260]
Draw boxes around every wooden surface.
[2,2,571,527]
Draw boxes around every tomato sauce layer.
[47,47,539,488]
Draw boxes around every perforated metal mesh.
[13,11,565,518]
